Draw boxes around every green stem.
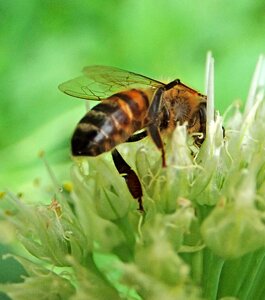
[191,250,203,284]
[242,249,265,300]
[252,272,265,300]
[232,254,254,296]
[202,248,224,300]
[217,253,253,297]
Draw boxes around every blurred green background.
[0,0,264,292]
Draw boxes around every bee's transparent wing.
[58,65,164,100]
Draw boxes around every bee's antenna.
[165,79,181,90]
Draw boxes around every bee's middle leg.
[125,131,147,143]
[111,148,144,212]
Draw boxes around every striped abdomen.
[71,89,149,156]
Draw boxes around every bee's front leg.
[147,87,166,167]
[111,149,144,212]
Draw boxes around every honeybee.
[59,66,207,211]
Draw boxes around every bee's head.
[197,92,207,103]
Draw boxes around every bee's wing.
[58,65,164,100]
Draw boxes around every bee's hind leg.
[111,149,144,212]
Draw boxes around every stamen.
[244,55,264,116]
